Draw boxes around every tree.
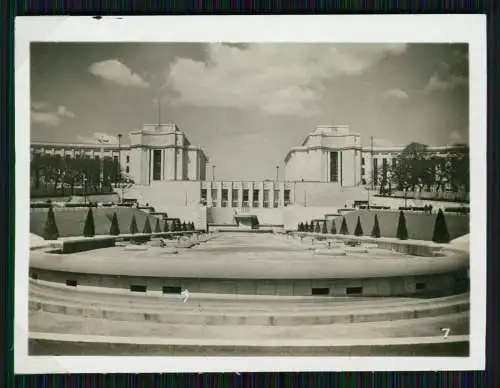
[330,220,337,235]
[432,209,451,243]
[143,217,152,234]
[322,221,327,234]
[182,221,187,231]
[308,222,314,233]
[396,211,408,240]
[371,214,381,238]
[83,207,95,237]
[129,215,138,234]
[163,220,170,233]
[170,220,177,232]
[340,217,349,235]
[354,216,363,236]
[190,222,195,231]
[298,222,303,232]
[109,212,120,236]
[304,222,309,232]
[42,205,59,240]
[314,221,321,233]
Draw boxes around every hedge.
[62,237,115,254]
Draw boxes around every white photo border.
[14,14,487,373]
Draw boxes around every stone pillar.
[207,182,212,206]
[279,183,285,207]
[249,182,253,208]
[217,185,222,208]
[149,149,154,184]
[238,186,244,208]
[259,182,264,208]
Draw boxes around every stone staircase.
[29,279,469,356]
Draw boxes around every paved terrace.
[30,232,469,280]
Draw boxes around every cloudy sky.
[31,43,468,180]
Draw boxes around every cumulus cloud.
[56,105,75,118]
[424,73,467,93]
[89,59,149,88]
[31,103,75,126]
[448,130,468,145]
[167,43,407,117]
[384,88,409,100]
[77,132,119,145]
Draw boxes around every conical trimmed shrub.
[297,222,303,232]
[190,222,195,231]
[83,207,95,237]
[315,222,321,233]
[154,218,161,233]
[330,221,337,235]
[143,217,152,234]
[340,217,349,235]
[182,221,187,231]
[129,215,138,234]
[371,214,381,238]
[109,212,120,236]
[322,221,327,234]
[42,205,59,240]
[396,211,408,240]
[304,222,309,232]
[163,220,170,233]
[432,209,450,243]
[354,216,363,236]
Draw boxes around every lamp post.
[117,133,123,201]
[83,176,88,206]
[276,165,279,182]
[212,165,216,181]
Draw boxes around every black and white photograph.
[14,16,486,373]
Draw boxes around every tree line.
[30,153,133,196]
[368,142,469,199]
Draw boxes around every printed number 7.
[441,327,451,339]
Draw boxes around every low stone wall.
[292,232,442,257]
[29,267,469,297]
[61,236,116,254]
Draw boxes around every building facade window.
[201,189,207,200]
[243,189,249,207]
[330,152,338,183]
[284,189,291,205]
[252,189,259,208]
[153,150,162,180]
[126,155,130,163]
[126,166,130,173]
[221,189,228,207]
[361,157,365,166]
[273,190,279,208]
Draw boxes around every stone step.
[29,286,469,314]
[30,281,468,311]
[29,310,470,340]
[29,295,469,326]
